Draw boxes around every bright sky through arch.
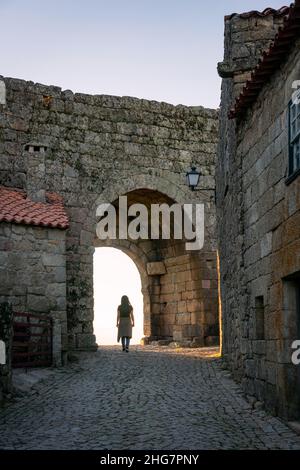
[0,0,288,108]
[93,248,143,345]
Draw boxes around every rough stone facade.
[0,222,67,349]
[0,302,13,403]
[0,76,219,352]
[217,10,300,419]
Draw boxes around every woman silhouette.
[117,295,135,352]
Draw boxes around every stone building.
[217,2,300,419]
[0,72,219,370]
[0,185,69,399]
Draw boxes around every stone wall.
[217,10,287,203]
[0,76,219,350]
[217,10,300,420]
[0,302,13,403]
[0,222,67,357]
[217,10,287,364]
[154,248,219,345]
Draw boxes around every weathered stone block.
[46,283,66,298]
[252,340,266,356]
[27,295,52,312]
[176,313,191,325]
[172,327,183,342]
[53,266,66,283]
[202,280,211,289]
[204,336,219,347]
[42,254,65,267]
[0,80,6,105]
[260,232,273,258]
[146,262,166,276]
[75,333,97,350]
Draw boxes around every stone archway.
[94,187,181,343]
[67,183,220,350]
[93,173,188,208]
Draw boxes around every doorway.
[93,247,144,345]
[282,272,300,419]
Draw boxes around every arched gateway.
[69,180,220,350]
[0,77,219,353]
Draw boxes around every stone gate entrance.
[91,187,220,348]
[67,180,220,350]
[0,76,219,352]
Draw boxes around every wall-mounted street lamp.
[186,166,201,191]
[186,165,217,203]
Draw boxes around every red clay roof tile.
[229,1,300,119]
[0,186,69,229]
[225,6,290,21]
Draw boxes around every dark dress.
[117,305,133,342]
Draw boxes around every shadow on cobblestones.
[0,346,300,450]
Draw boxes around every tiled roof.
[0,186,69,229]
[225,6,290,20]
[229,1,300,119]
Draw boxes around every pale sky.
[0,0,287,108]
[94,248,143,345]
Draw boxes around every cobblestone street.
[1,346,300,450]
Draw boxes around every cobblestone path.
[1,346,300,450]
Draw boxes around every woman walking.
[117,295,135,352]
